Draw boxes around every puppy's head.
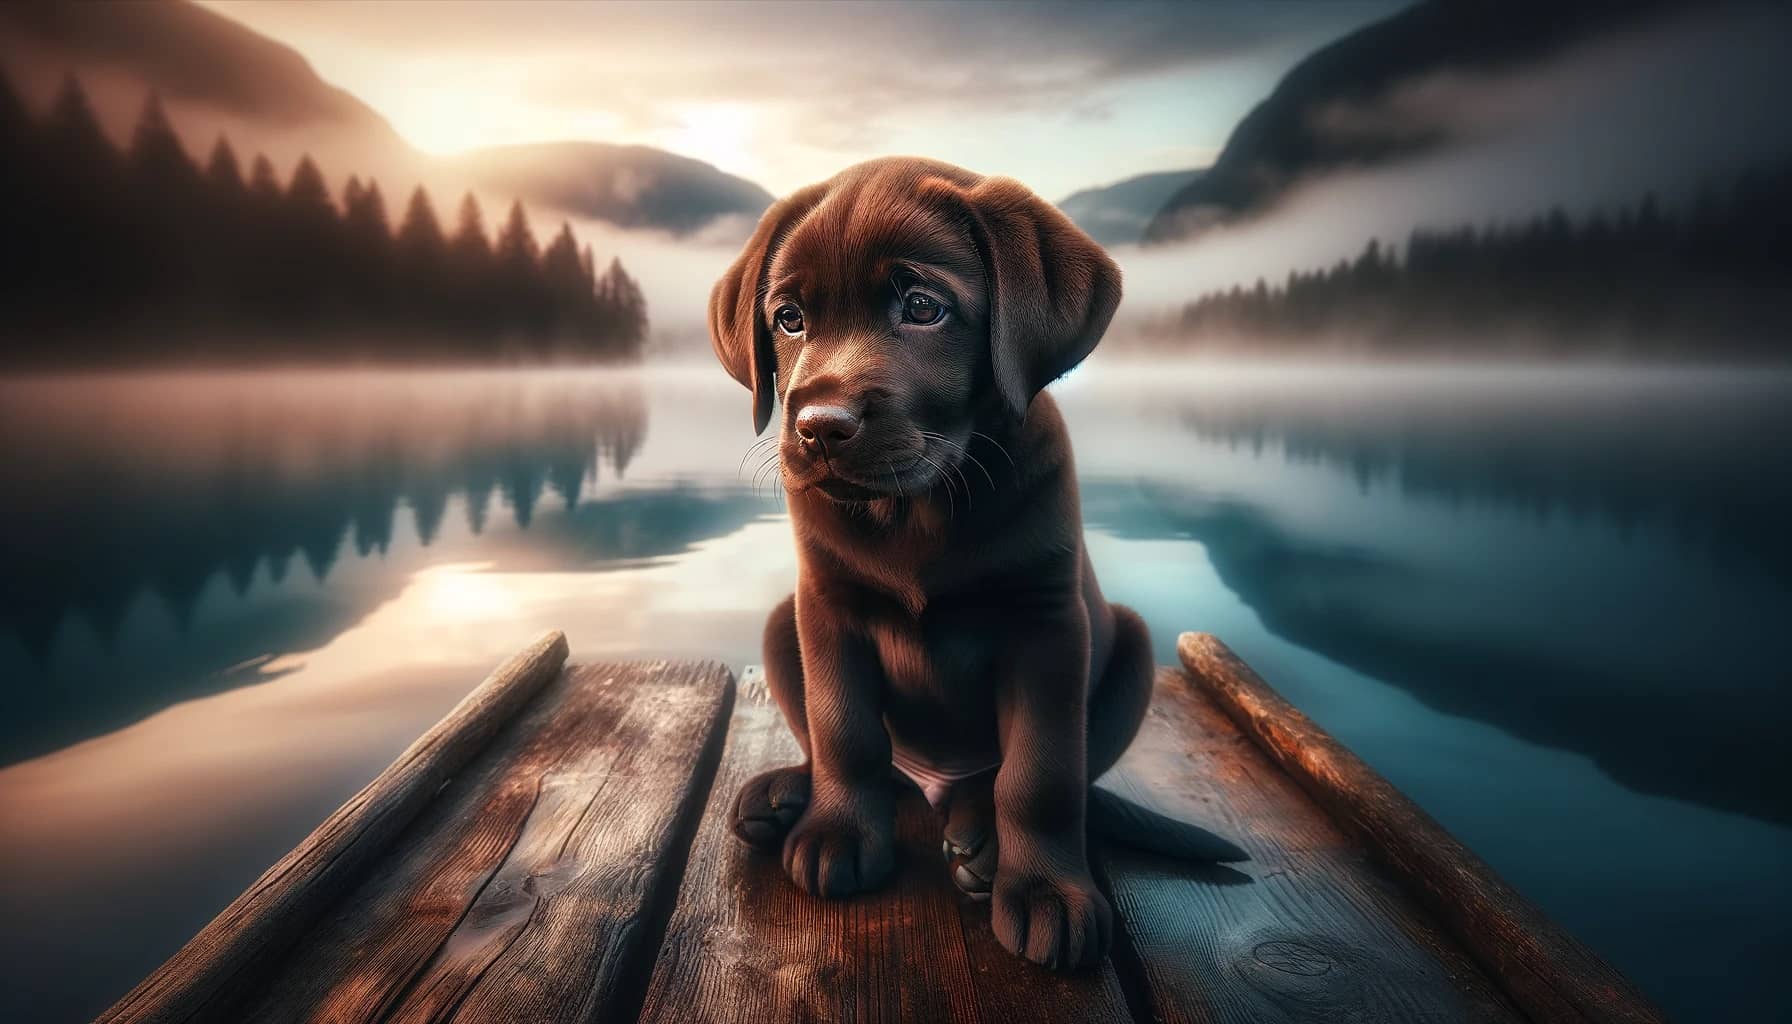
[710,157,1120,502]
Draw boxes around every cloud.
[199,0,1401,195]
[511,3,1397,118]
[1109,2,1792,322]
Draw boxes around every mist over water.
[0,360,1787,1023]
[7,3,1792,1021]
[1112,3,1792,320]
[565,217,745,351]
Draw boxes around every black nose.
[795,405,861,450]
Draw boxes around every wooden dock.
[98,631,1666,1024]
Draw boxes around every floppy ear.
[709,185,826,434]
[955,176,1123,417]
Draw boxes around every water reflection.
[4,366,1789,809]
[0,364,1788,1023]
[1143,366,1792,587]
[0,371,674,764]
[0,371,647,649]
[1059,366,1792,824]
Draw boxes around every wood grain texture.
[229,658,735,1024]
[101,633,1658,1024]
[638,667,1136,1024]
[1179,631,1667,1024]
[97,630,571,1024]
[1096,666,1526,1024]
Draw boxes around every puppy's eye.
[773,305,805,335]
[903,292,944,325]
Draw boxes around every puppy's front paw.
[782,806,894,899]
[992,870,1113,971]
[732,764,810,849]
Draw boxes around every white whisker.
[920,431,992,506]
[918,448,956,519]
[737,436,779,479]
[751,452,781,500]
[970,431,1018,476]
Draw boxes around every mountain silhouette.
[1141,166,1792,358]
[451,142,773,239]
[0,0,409,163]
[0,0,776,237]
[1142,0,1690,245]
[1056,168,1203,247]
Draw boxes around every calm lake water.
[1,363,1788,1022]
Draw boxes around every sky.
[181,0,1792,341]
[197,0,1401,199]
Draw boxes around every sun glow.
[655,103,761,181]
[413,562,520,623]
[357,70,632,157]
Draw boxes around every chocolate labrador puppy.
[711,157,1241,971]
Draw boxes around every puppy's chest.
[868,607,1001,744]
[868,609,995,692]
[823,518,999,615]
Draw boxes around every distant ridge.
[0,0,777,237]
[1142,0,1691,245]
[452,142,774,238]
[1057,168,1204,247]
[0,0,408,157]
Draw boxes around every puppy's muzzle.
[794,405,861,458]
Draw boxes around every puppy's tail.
[1088,786,1249,862]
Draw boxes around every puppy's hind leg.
[942,770,1000,900]
[945,605,1151,903]
[733,594,813,849]
[1087,603,1154,780]
[1086,604,1247,862]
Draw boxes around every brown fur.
[711,157,1151,970]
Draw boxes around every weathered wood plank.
[1179,632,1667,1024]
[1096,666,1526,1024]
[97,630,571,1024]
[230,659,734,1024]
[639,667,1135,1024]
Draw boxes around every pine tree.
[286,155,334,218]
[541,222,588,347]
[43,74,114,173]
[543,223,582,281]
[495,201,540,268]
[1,76,657,365]
[282,155,343,336]
[494,202,545,345]
[205,137,244,196]
[123,92,209,333]
[348,180,390,241]
[201,136,251,339]
[394,186,447,342]
[601,257,648,358]
[343,178,393,331]
[451,192,489,258]
[341,174,363,213]
[247,154,281,203]
[398,187,445,256]
[36,75,123,346]
[447,192,494,342]
[234,153,288,337]
[127,92,197,187]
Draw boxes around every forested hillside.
[0,72,648,365]
[1148,170,1792,357]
